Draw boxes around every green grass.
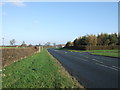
[67,49,119,53]
[69,49,120,58]
[67,49,120,58]
[2,49,82,88]
[58,48,120,58]
[91,52,120,58]
[56,48,119,52]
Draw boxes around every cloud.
[1,0,25,6]
[8,0,25,6]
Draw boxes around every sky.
[1,2,118,45]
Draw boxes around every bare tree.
[10,39,16,46]
[21,41,27,47]
[39,43,42,46]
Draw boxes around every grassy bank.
[67,49,119,53]
[91,52,119,58]
[2,49,83,88]
[57,48,120,58]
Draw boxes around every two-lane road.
[48,48,119,88]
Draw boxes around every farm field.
[2,49,82,88]
[57,48,120,58]
[2,47,38,67]
[0,47,25,49]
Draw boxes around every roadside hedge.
[2,47,39,67]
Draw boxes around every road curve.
[48,48,119,88]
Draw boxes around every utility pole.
[2,37,4,46]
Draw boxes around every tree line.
[9,39,29,47]
[65,33,120,47]
[9,39,55,47]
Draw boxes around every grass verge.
[67,49,119,53]
[2,49,83,88]
[91,52,119,58]
[57,48,120,58]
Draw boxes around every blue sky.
[2,2,118,45]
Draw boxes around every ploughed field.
[1,47,38,67]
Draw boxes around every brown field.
[1,47,39,67]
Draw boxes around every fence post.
[39,46,41,52]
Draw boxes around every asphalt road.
[48,48,119,88]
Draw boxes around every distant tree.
[109,33,118,45]
[78,36,87,45]
[86,34,97,46]
[65,33,118,50]
[10,39,16,46]
[97,33,110,45]
[39,43,42,46]
[73,38,78,47]
[65,41,73,47]
[104,39,110,45]
[97,35,102,45]
[21,41,27,47]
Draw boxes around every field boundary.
[2,47,39,68]
[3,52,38,68]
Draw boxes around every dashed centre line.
[92,59,103,63]
[75,57,88,62]
[112,66,120,69]
[95,63,118,71]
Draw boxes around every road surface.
[48,48,119,88]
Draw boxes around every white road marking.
[96,63,118,71]
[65,52,67,53]
[112,66,120,69]
[92,59,103,63]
